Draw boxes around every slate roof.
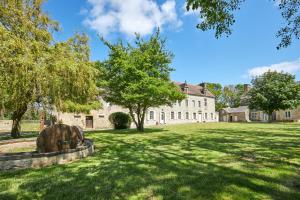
[174,82,215,98]
[222,106,249,114]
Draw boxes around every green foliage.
[109,112,132,129]
[99,30,186,131]
[206,83,225,111]
[221,84,244,107]
[185,0,300,48]
[186,0,243,38]
[248,71,300,118]
[0,0,100,137]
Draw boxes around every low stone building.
[56,82,218,129]
[219,106,250,122]
[273,108,300,122]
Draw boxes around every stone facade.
[0,120,12,131]
[219,106,250,122]
[57,82,218,129]
[274,108,300,122]
[249,110,269,122]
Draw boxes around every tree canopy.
[186,0,300,48]
[206,83,225,111]
[248,71,300,121]
[0,0,100,137]
[99,31,186,131]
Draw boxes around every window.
[178,101,182,107]
[204,98,207,107]
[185,99,189,107]
[149,111,154,120]
[211,113,213,120]
[186,112,189,119]
[178,112,182,119]
[192,100,195,107]
[205,113,208,120]
[193,113,197,120]
[285,111,291,118]
[251,112,257,120]
[98,115,105,118]
[171,111,175,120]
[198,101,201,107]
[74,115,81,118]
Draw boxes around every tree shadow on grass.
[0,126,300,199]
[85,128,167,135]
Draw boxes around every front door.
[86,116,93,128]
[198,113,202,122]
[160,112,165,124]
[229,116,233,122]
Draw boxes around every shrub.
[109,112,131,129]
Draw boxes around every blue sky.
[44,0,300,85]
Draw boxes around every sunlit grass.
[0,122,300,199]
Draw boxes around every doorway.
[160,112,165,124]
[198,112,202,122]
[86,116,93,128]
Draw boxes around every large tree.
[0,0,100,138]
[248,71,300,122]
[99,31,185,132]
[185,0,300,48]
[206,83,226,111]
[221,84,244,108]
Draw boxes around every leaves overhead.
[186,0,300,48]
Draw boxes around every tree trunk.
[128,106,146,132]
[11,105,27,138]
[11,118,22,138]
[137,120,144,132]
[268,112,273,123]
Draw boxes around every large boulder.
[36,124,84,153]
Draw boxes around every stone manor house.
[57,82,218,129]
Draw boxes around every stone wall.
[0,139,94,170]
[0,120,12,131]
[220,111,249,122]
[275,108,300,122]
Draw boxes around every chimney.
[183,80,188,93]
[200,82,207,95]
[244,84,250,93]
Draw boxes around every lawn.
[0,123,300,200]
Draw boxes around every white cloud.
[245,59,300,78]
[83,0,181,37]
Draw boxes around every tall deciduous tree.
[206,83,225,111]
[248,71,300,122]
[0,0,100,138]
[99,31,185,132]
[185,0,300,48]
[222,84,244,107]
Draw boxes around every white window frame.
[186,112,189,120]
[178,112,182,120]
[170,111,175,120]
[149,111,154,120]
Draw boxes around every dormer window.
[184,87,188,93]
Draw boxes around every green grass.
[1,123,300,200]
[0,121,39,133]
